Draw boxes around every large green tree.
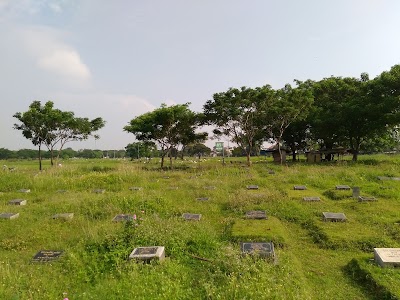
[14,101,105,169]
[203,86,274,166]
[125,142,158,160]
[266,82,314,163]
[124,103,206,168]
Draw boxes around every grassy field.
[1,154,400,299]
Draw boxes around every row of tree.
[13,65,400,169]
[0,148,127,160]
[125,65,400,166]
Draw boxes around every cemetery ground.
[0,155,400,299]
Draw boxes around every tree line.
[13,64,400,169]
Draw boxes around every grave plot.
[204,186,216,190]
[32,250,64,262]
[240,242,275,259]
[129,246,165,262]
[8,199,27,205]
[92,189,106,194]
[374,248,400,268]
[231,217,287,247]
[129,187,142,191]
[52,213,74,220]
[323,188,352,200]
[112,214,135,222]
[245,210,267,219]
[0,212,19,219]
[377,176,400,181]
[322,212,347,222]
[182,213,202,221]
[335,185,351,190]
[18,189,30,193]
[294,185,307,190]
[246,185,259,190]
[303,197,321,202]
[196,197,209,201]
[358,196,378,202]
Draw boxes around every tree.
[203,86,274,166]
[266,82,314,163]
[282,120,311,161]
[125,142,158,160]
[184,143,211,158]
[13,101,54,170]
[124,103,206,168]
[14,101,105,169]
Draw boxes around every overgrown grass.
[0,154,400,299]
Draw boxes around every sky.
[1,0,400,151]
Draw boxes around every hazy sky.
[1,0,400,150]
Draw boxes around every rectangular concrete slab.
[374,248,400,267]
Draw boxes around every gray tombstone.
[93,189,105,194]
[358,196,377,202]
[322,212,347,222]
[268,170,275,175]
[374,248,400,268]
[18,189,30,193]
[9,199,27,206]
[168,186,179,190]
[52,213,74,220]
[245,210,267,219]
[247,185,259,190]
[129,187,142,191]
[129,246,165,262]
[303,197,321,202]
[112,214,135,222]
[32,250,63,262]
[335,185,351,190]
[240,242,275,259]
[0,212,19,219]
[182,213,202,221]
[162,176,170,179]
[377,176,400,181]
[196,197,209,201]
[294,185,307,190]
[204,186,216,190]
[352,187,360,198]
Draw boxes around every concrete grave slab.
[52,213,74,220]
[18,189,30,193]
[112,214,135,222]
[129,246,165,262]
[204,186,216,190]
[322,212,347,222]
[303,197,321,202]
[32,250,63,262]
[245,210,267,219]
[182,213,202,221]
[240,242,275,258]
[294,185,307,190]
[358,196,377,202]
[196,197,209,201]
[377,176,400,181]
[374,248,400,268]
[93,189,106,194]
[129,187,142,191]
[335,185,351,190]
[246,185,259,190]
[0,212,19,219]
[9,199,27,206]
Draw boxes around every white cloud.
[18,26,91,82]
[38,49,90,80]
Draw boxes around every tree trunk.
[161,155,165,168]
[292,150,296,162]
[246,153,251,166]
[38,144,42,171]
[352,151,358,161]
[277,140,283,165]
[50,148,54,166]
